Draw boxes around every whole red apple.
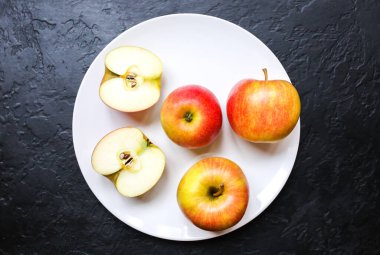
[227,69,301,142]
[160,85,222,148]
[177,157,249,231]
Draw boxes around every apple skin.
[160,85,222,149]
[177,157,249,231]
[227,69,301,142]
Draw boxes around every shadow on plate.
[188,130,224,157]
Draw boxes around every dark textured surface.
[1,0,379,254]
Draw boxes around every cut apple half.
[91,127,165,197]
[99,46,163,112]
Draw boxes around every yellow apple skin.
[177,157,249,231]
[227,69,301,142]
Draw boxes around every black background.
[1,0,379,254]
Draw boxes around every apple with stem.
[227,68,301,142]
[177,157,249,231]
[160,85,222,149]
[91,127,165,197]
[99,46,163,112]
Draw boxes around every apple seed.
[122,72,138,88]
[124,157,133,166]
[119,152,131,160]
[130,81,137,88]
[119,152,135,167]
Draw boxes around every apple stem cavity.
[184,112,193,123]
[262,68,268,82]
[211,183,224,198]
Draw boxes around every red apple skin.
[177,157,249,231]
[160,85,222,149]
[227,69,301,142]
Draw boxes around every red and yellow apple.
[160,85,222,149]
[99,46,163,112]
[91,127,165,197]
[227,68,301,142]
[177,157,249,231]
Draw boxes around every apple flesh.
[160,85,222,149]
[99,46,163,112]
[177,157,249,231]
[227,69,301,142]
[91,127,165,197]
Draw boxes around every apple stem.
[212,184,224,197]
[262,68,268,82]
[184,112,193,122]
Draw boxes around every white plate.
[73,14,300,241]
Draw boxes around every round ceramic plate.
[73,14,300,241]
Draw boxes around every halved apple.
[99,46,163,112]
[91,127,165,197]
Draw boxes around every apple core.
[119,152,133,166]
[121,72,138,88]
